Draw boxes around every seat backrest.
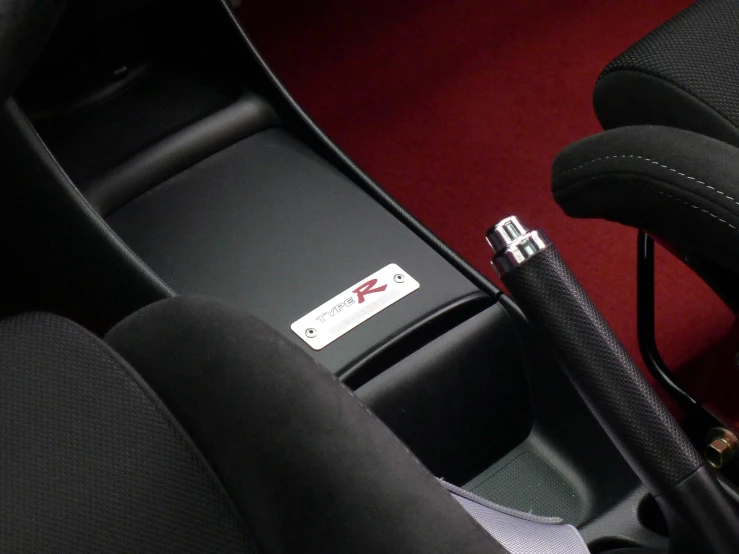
[0,312,256,553]
[594,0,739,148]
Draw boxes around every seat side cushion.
[552,125,739,275]
[106,296,511,554]
[0,312,255,553]
[595,0,739,146]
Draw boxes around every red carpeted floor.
[237,0,739,425]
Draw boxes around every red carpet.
[237,0,738,425]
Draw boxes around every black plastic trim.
[216,0,501,301]
[659,465,739,554]
[86,93,278,215]
[106,128,481,373]
[342,291,492,387]
[0,99,174,331]
[356,304,531,483]
[579,487,667,552]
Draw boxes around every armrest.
[594,0,739,148]
[552,125,739,275]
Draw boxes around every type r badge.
[291,263,420,350]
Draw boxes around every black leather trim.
[552,125,739,275]
[86,93,278,216]
[594,71,739,147]
[106,296,511,554]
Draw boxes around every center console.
[0,0,674,550]
[13,0,492,380]
[104,128,486,376]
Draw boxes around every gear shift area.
[487,216,739,554]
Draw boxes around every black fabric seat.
[552,125,739,278]
[593,0,739,148]
[0,310,254,552]
[553,0,739,308]
[1,296,516,553]
[551,123,739,316]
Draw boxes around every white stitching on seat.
[559,155,739,207]
[652,188,738,231]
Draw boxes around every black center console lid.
[107,128,481,373]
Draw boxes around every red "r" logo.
[353,279,387,304]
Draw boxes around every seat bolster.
[594,71,739,148]
[0,311,254,553]
[106,296,511,554]
[553,125,739,275]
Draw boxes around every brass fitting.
[705,428,739,469]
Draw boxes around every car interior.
[2,0,739,552]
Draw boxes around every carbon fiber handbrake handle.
[488,217,739,554]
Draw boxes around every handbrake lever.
[488,216,739,554]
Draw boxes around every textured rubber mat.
[465,451,583,525]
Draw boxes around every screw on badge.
[305,328,318,339]
[393,274,406,283]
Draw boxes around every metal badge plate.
[291,263,420,350]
